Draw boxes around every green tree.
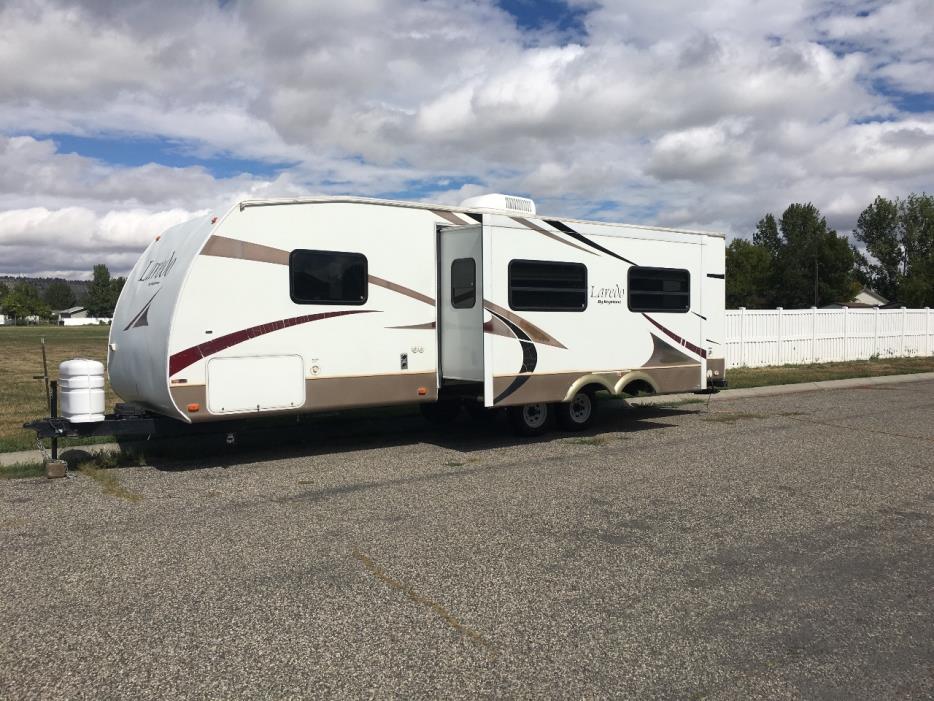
[111,276,126,306]
[751,203,857,308]
[0,281,8,306]
[752,213,782,259]
[85,264,118,317]
[725,239,772,308]
[1,281,50,322]
[852,196,900,301]
[43,279,76,310]
[855,193,934,307]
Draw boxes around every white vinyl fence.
[62,317,112,327]
[725,307,934,369]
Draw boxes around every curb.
[0,442,121,468]
[629,371,934,407]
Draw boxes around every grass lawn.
[0,325,117,452]
[726,356,934,389]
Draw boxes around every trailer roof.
[236,195,726,239]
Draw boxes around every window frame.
[508,258,588,313]
[450,257,477,309]
[288,248,369,306]
[626,265,691,313]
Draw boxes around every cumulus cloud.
[0,0,932,276]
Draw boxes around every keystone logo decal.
[139,250,177,283]
[590,283,624,305]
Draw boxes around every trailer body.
[106,195,726,425]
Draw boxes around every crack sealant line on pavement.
[352,548,496,657]
[778,413,934,444]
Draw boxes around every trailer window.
[508,260,587,312]
[451,258,476,309]
[289,249,368,305]
[627,267,690,312]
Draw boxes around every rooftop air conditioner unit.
[459,193,536,215]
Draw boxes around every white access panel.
[207,355,305,414]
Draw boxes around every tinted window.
[451,258,476,309]
[509,260,587,312]
[290,249,367,305]
[628,267,690,312]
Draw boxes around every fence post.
[738,307,746,367]
[777,307,783,365]
[900,306,907,356]
[811,306,817,362]
[873,306,879,357]
[842,307,849,361]
[927,307,931,356]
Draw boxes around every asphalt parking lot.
[1,379,932,699]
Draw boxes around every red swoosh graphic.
[168,309,377,376]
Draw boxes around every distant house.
[56,306,112,326]
[822,288,890,309]
[56,306,89,321]
[0,314,7,326]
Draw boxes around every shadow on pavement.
[99,400,697,473]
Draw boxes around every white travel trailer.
[106,194,726,435]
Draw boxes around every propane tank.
[59,358,106,423]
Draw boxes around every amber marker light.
[417,387,427,396]
[187,403,201,412]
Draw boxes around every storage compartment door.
[207,355,305,414]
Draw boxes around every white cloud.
[0,0,932,276]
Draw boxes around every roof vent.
[459,193,536,215]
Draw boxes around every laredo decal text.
[590,284,624,305]
[139,251,178,283]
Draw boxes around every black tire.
[555,389,597,431]
[507,402,552,436]
[419,400,462,425]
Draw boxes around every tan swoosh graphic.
[202,235,289,265]
[510,216,597,256]
[483,300,566,349]
[431,209,473,226]
[199,235,435,306]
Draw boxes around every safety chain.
[36,437,50,463]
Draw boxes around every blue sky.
[1,0,932,276]
[29,0,589,186]
[44,133,297,179]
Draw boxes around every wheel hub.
[523,403,548,428]
[570,394,592,423]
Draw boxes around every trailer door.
[439,224,483,382]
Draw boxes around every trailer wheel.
[419,400,462,425]
[556,389,597,431]
[508,402,551,436]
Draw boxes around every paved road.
[2,380,932,699]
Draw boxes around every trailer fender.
[613,371,659,396]
[562,374,616,402]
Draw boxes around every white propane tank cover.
[458,193,536,215]
[59,358,106,423]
